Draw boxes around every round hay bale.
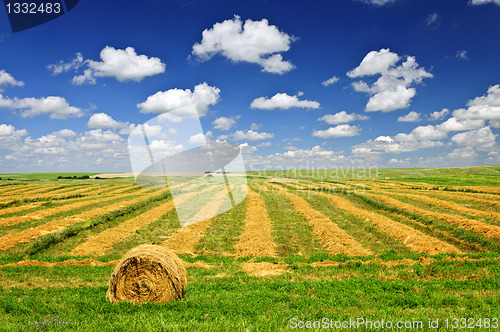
[107,244,187,304]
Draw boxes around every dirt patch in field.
[234,190,276,257]
[269,178,299,183]
[0,190,167,251]
[322,192,462,255]
[241,261,286,276]
[269,184,372,256]
[367,193,500,242]
[183,261,213,268]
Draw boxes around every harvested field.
[2,170,500,331]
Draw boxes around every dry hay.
[268,184,372,256]
[107,245,187,304]
[366,192,500,242]
[234,190,276,257]
[70,191,199,256]
[320,192,462,255]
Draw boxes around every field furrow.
[0,190,168,251]
[366,193,500,242]
[234,190,276,257]
[270,184,373,256]
[69,191,200,256]
[320,192,462,255]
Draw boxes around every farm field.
[0,167,500,331]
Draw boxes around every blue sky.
[0,0,499,172]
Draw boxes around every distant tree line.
[57,175,90,179]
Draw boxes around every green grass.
[1,258,500,331]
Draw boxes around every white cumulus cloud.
[188,133,206,145]
[191,15,295,74]
[312,124,361,139]
[451,126,497,150]
[232,129,274,141]
[429,108,449,121]
[0,124,27,136]
[0,70,24,90]
[453,85,500,121]
[318,111,369,125]
[322,76,339,86]
[398,111,422,122]
[47,53,84,75]
[0,94,83,119]
[437,118,485,132]
[348,49,433,112]
[137,82,220,121]
[54,47,165,85]
[88,113,124,129]
[357,0,396,6]
[239,142,258,154]
[250,92,320,110]
[212,116,239,131]
[469,0,500,5]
